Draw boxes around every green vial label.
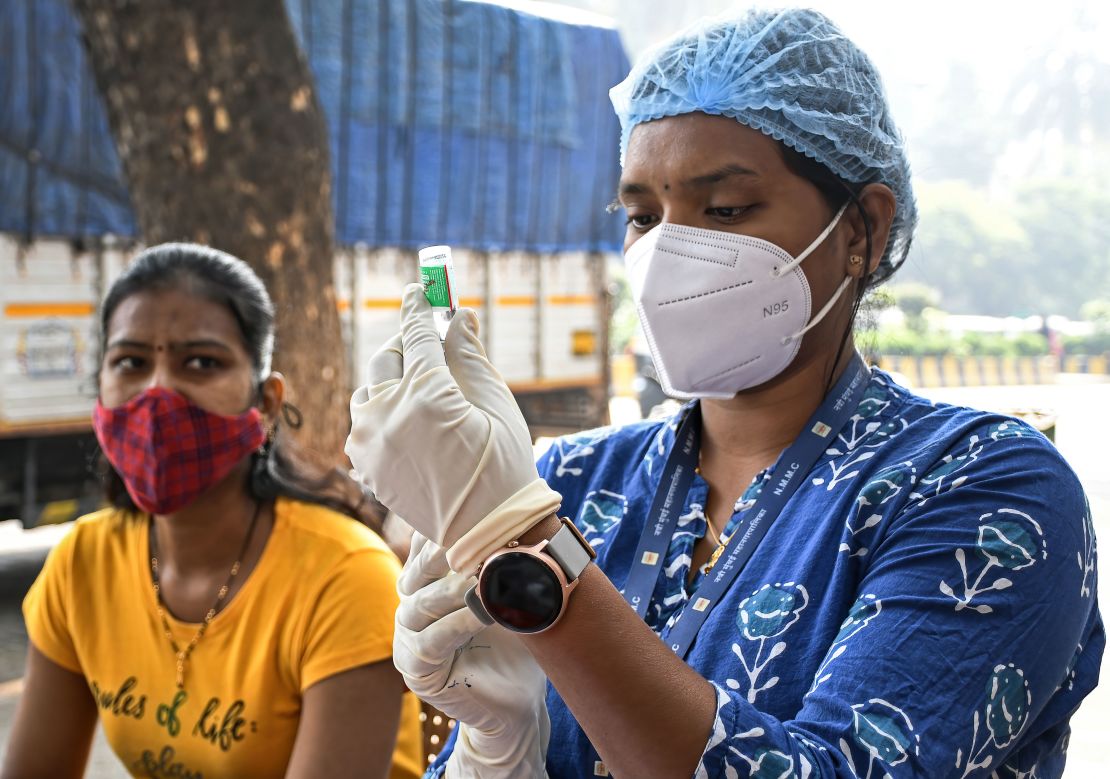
[420,265,452,308]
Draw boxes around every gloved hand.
[393,534,550,779]
[345,283,561,574]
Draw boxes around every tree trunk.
[72,0,349,461]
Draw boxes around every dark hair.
[777,145,886,389]
[98,242,383,530]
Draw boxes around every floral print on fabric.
[940,509,1047,614]
[429,369,1102,779]
[726,582,810,703]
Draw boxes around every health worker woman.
[3,244,422,779]
[346,9,1103,778]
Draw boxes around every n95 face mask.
[624,205,851,399]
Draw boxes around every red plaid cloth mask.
[93,386,266,515]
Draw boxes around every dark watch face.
[480,552,562,633]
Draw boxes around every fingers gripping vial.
[419,245,459,340]
[345,279,562,569]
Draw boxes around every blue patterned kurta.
[433,369,1103,778]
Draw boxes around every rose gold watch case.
[470,517,595,634]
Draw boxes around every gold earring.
[849,255,864,266]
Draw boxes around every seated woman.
[347,8,1103,778]
[2,243,422,779]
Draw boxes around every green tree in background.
[887,283,940,334]
[898,179,1110,318]
[1081,300,1110,328]
[898,182,1035,315]
[915,63,1000,188]
[1012,180,1110,316]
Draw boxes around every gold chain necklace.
[696,460,731,575]
[149,500,262,689]
[704,509,721,546]
[701,508,732,575]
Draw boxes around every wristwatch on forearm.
[465,516,596,634]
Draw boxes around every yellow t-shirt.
[23,497,423,779]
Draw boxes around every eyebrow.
[683,164,760,188]
[616,164,760,201]
[617,181,649,198]
[105,338,153,351]
[106,338,234,352]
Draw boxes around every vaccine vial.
[418,245,459,340]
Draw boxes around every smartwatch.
[465,517,596,634]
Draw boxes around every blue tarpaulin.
[0,0,629,252]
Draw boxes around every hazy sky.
[549,1,1110,69]
[530,0,1110,194]
[547,0,1110,142]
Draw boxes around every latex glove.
[394,534,550,779]
[345,283,561,573]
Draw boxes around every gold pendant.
[702,543,727,575]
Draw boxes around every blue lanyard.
[622,356,871,659]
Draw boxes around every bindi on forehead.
[106,337,234,354]
[663,183,670,191]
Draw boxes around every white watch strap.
[546,522,593,582]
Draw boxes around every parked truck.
[0,0,630,524]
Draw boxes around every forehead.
[106,287,246,347]
[623,113,789,181]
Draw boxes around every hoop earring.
[281,402,303,430]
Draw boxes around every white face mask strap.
[777,202,850,276]
[784,274,854,344]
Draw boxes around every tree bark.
[72,0,349,461]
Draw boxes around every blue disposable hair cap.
[610,8,917,282]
